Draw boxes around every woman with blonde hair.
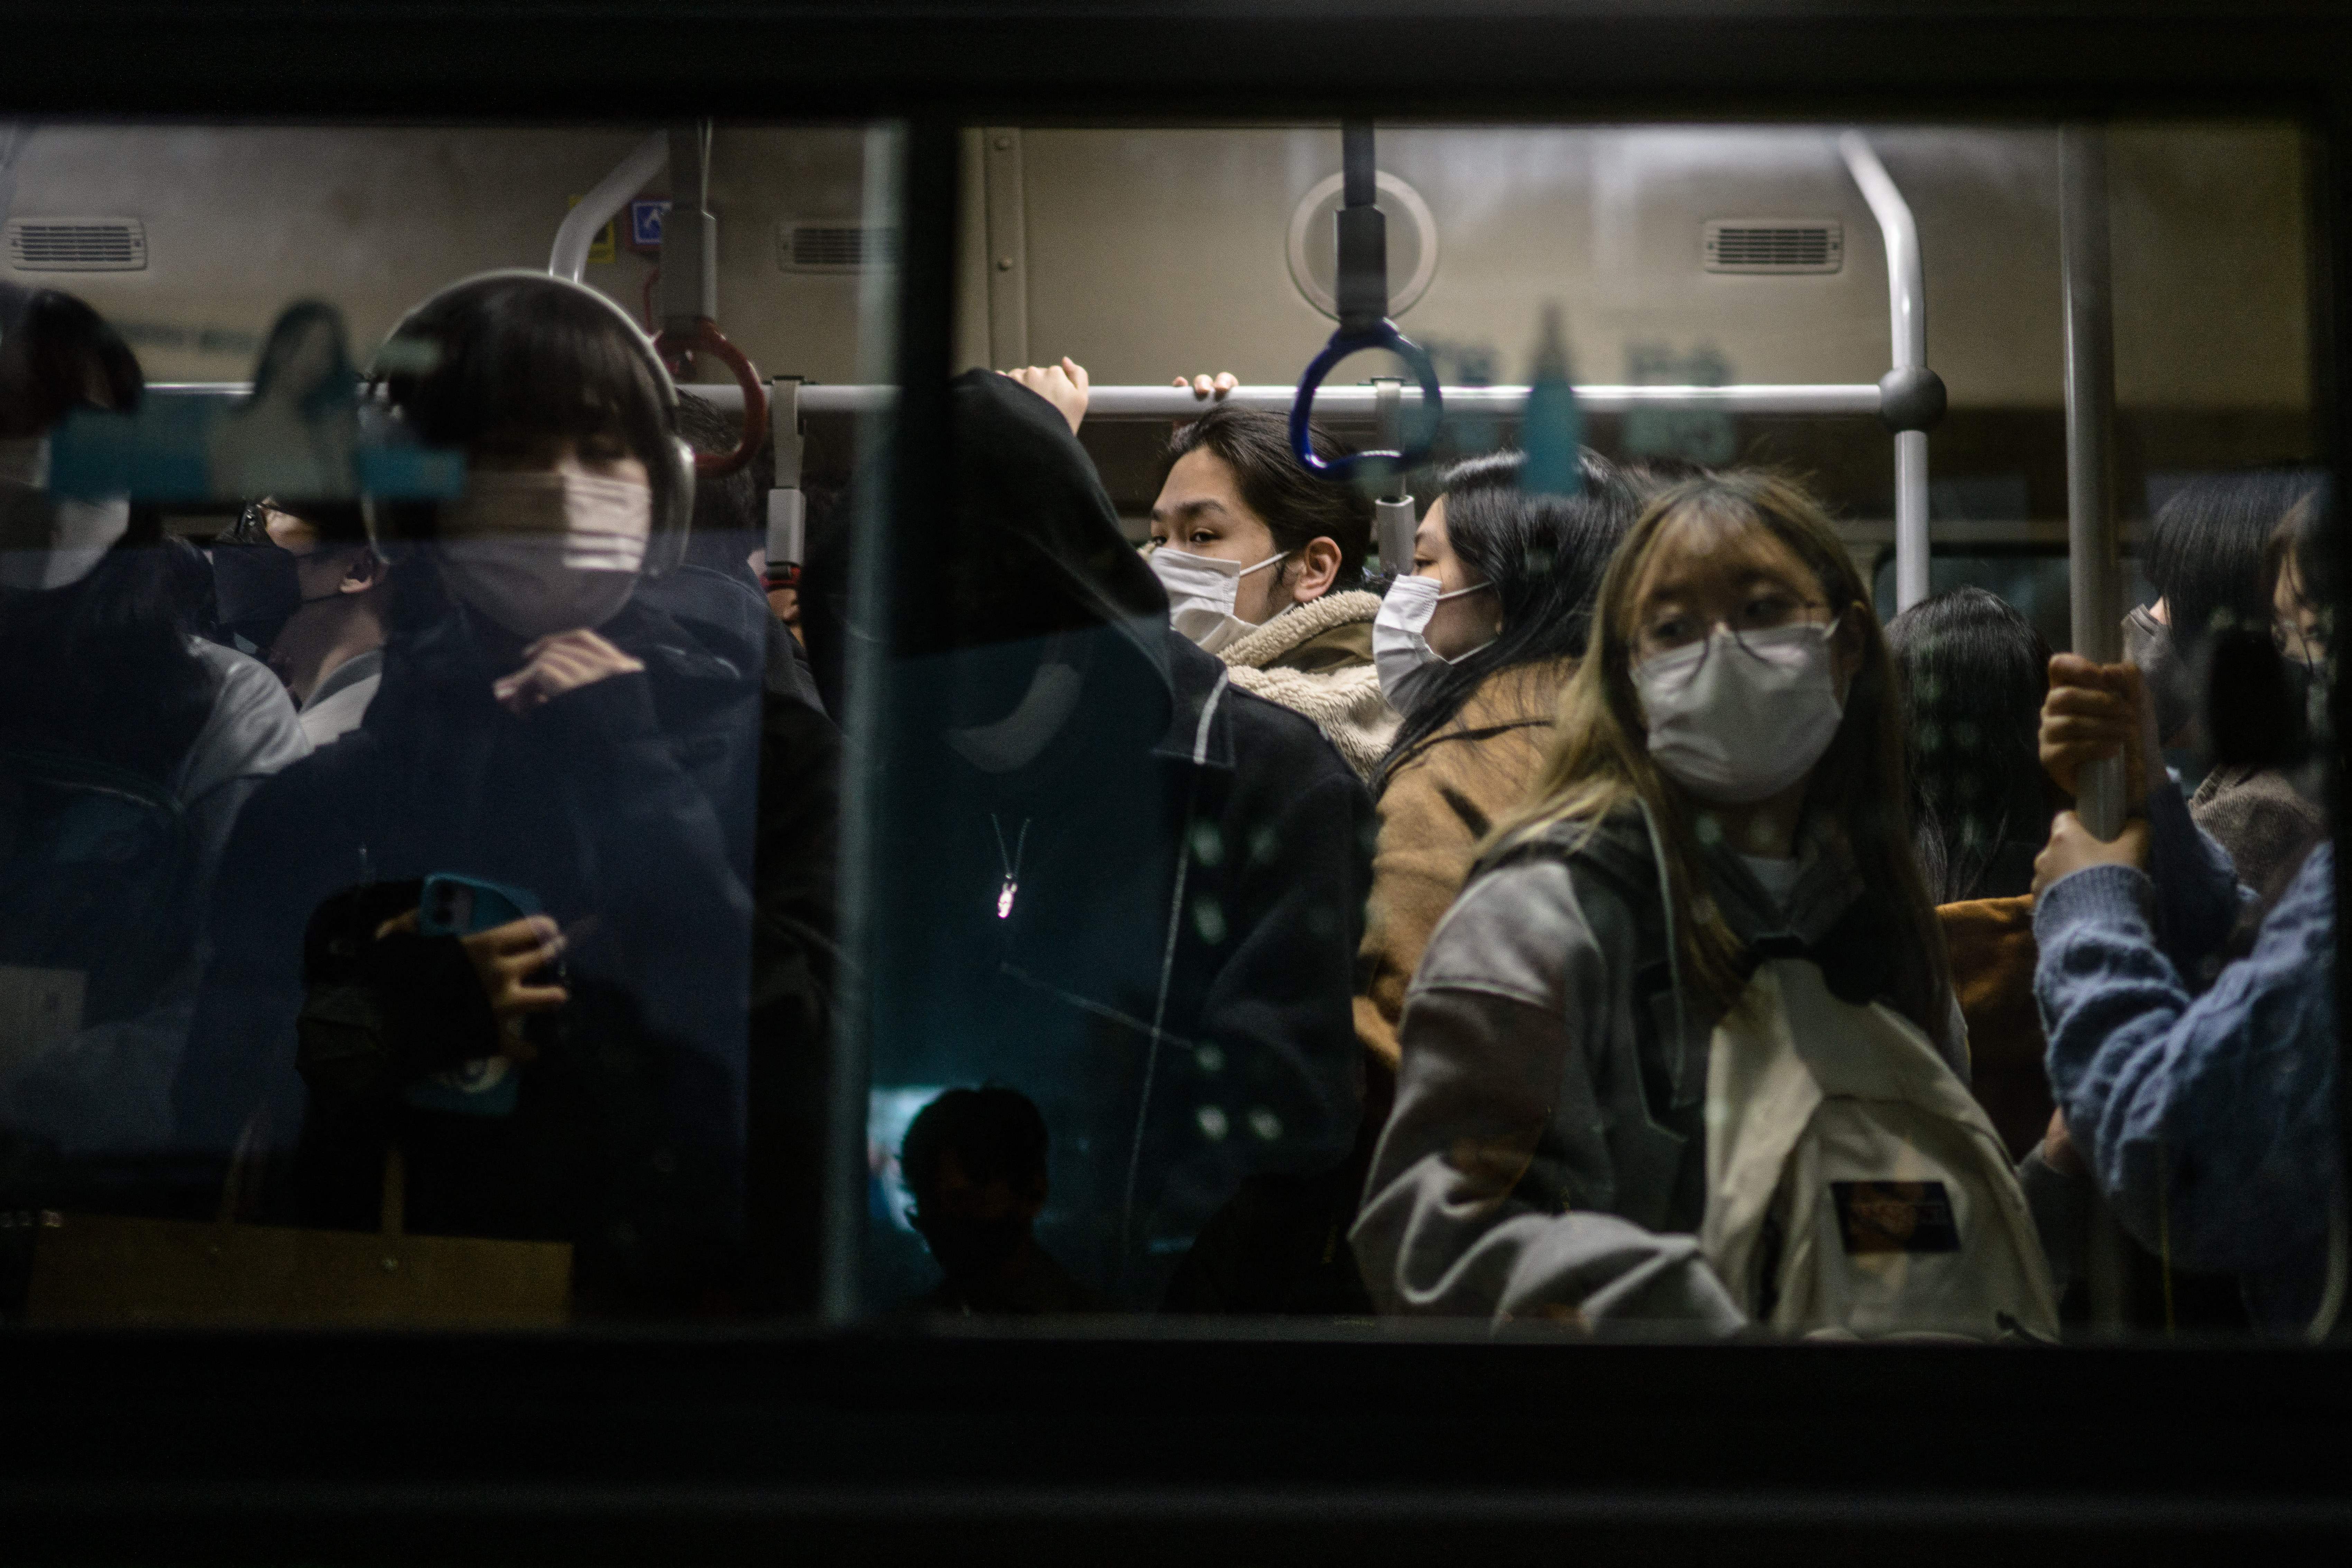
[1353,471,2054,1338]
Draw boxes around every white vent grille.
[7,218,148,272]
[1703,219,1842,274]
[778,222,900,273]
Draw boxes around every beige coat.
[1354,660,1572,1082]
[1217,590,1398,782]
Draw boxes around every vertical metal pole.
[822,119,956,1327]
[2062,125,2127,839]
[1841,132,1932,610]
[2061,123,2133,1336]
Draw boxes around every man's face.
[1148,449,1287,626]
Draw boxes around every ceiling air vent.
[7,217,148,272]
[779,221,900,273]
[1703,219,1842,275]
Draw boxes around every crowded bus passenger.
[211,498,387,748]
[0,285,309,1177]
[864,368,1367,1309]
[1354,448,1643,1086]
[1009,359,1395,780]
[1355,472,2055,1337]
[2031,500,2339,1337]
[1888,588,2057,1162]
[174,272,761,1312]
[1154,405,1391,780]
[2128,470,2325,900]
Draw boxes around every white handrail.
[1840,130,1932,611]
[548,131,668,284]
[153,381,1882,419]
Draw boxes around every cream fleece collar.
[1215,589,1382,671]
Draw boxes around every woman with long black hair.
[1353,448,1643,1081]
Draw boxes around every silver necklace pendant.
[989,813,1031,921]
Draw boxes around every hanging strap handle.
[655,318,769,475]
[1291,121,1442,482]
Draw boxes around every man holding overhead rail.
[1000,358,1395,782]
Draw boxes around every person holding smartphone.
[176,273,762,1313]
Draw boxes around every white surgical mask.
[1633,621,1843,805]
[435,470,652,639]
[0,435,133,592]
[1372,571,1493,710]
[1148,545,1285,654]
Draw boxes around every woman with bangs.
[178,273,762,1313]
[1353,472,2054,1338]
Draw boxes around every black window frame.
[7,3,2352,1557]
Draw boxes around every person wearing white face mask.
[0,286,310,1175]
[178,274,769,1313]
[1358,472,2057,1341]
[1141,402,1393,780]
[1354,449,1645,1095]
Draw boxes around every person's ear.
[342,549,382,593]
[1292,537,1342,603]
[1014,1176,1047,1223]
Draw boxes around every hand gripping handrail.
[1291,122,1441,483]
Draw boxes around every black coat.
[175,580,782,1310]
[864,371,1372,1308]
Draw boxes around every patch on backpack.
[1830,1181,1961,1254]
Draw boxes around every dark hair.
[1162,405,1372,593]
[375,275,682,542]
[0,546,215,782]
[235,498,370,548]
[1887,586,2054,903]
[1373,447,1645,792]
[2148,470,2319,652]
[900,1086,1050,1202]
[0,285,142,437]
[250,300,359,419]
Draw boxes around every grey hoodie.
[1352,804,1963,1330]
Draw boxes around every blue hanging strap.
[1291,121,1442,483]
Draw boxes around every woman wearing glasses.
[1352,472,2054,1338]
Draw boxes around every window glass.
[1,116,2334,1346]
[0,121,898,1324]
[853,121,2339,1342]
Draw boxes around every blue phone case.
[407,873,546,1117]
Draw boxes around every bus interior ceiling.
[5,119,2316,646]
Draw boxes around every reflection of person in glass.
[901,1086,1097,1315]
[176,275,761,1312]
[864,370,1368,1310]
[0,284,308,1177]
[207,301,360,505]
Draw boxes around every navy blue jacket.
[176,584,760,1308]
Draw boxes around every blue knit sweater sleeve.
[2033,831,2337,1279]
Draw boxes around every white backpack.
[1698,956,2059,1340]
